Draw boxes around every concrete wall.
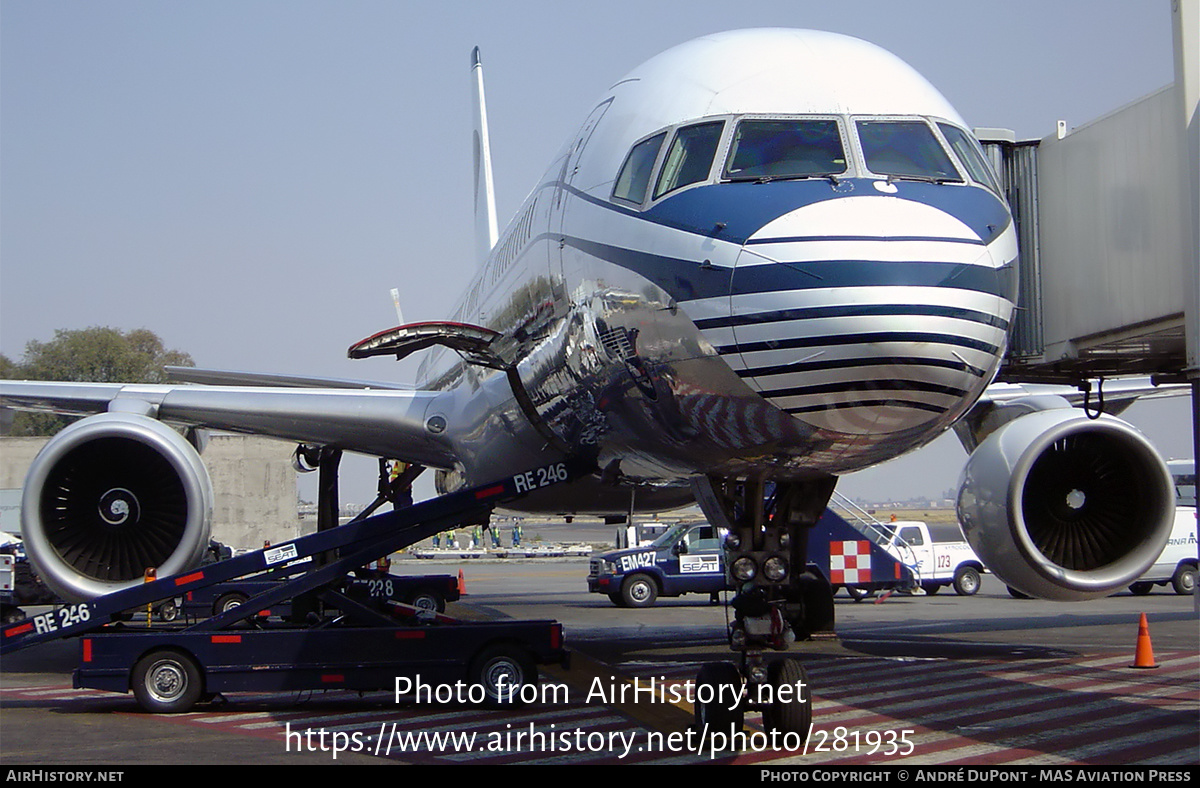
[0,433,300,550]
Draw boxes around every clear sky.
[0,1,1189,504]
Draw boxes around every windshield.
[938,123,1001,192]
[724,119,847,181]
[613,131,666,205]
[856,119,961,182]
[655,121,723,198]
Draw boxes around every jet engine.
[957,408,1175,601]
[20,412,213,602]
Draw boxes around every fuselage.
[418,29,1017,511]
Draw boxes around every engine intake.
[21,413,213,601]
[957,408,1174,601]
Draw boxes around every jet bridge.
[980,1,1196,391]
[981,84,1195,385]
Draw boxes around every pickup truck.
[882,520,986,596]
[587,522,727,607]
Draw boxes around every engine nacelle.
[21,412,214,602]
[957,408,1175,601]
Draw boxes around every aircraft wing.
[982,377,1187,411]
[954,376,1187,454]
[0,379,456,469]
[163,365,414,390]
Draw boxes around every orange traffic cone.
[1131,612,1158,669]
[457,569,467,596]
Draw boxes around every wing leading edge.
[0,380,456,469]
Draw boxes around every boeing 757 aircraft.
[0,29,1177,732]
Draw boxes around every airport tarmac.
[1,558,1196,767]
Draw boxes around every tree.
[1,327,194,435]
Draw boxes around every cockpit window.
[938,123,1001,193]
[654,121,723,199]
[856,120,962,182]
[613,131,667,205]
[723,119,847,181]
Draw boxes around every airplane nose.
[713,193,1016,443]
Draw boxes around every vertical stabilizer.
[471,47,499,266]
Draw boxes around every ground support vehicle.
[1129,463,1197,595]
[882,521,986,596]
[808,509,919,601]
[0,459,584,712]
[181,568,460,619]
[830,495,985,597]
[1130,508,1198,595]
[0,554,16,623]
[0,547,61,623]
[588,522,727,607]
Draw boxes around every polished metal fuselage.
[415,30,1018,513]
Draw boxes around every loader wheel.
[469,644,535,707]
[132,649,203,713]
[214,592,247,615]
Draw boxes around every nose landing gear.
[690,475,835,741]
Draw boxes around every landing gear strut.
[690,476,834,740]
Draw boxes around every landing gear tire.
[469,644,535,708]
[621,574,657,608]
[1171,564,1196,596]
[921,583,940,595]
[953,566,981,596]
[132,649,203,714]
[1129,581,1154,596]
[693,661,743,733]
[761,659,812,740]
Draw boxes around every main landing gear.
[690,476,836,741]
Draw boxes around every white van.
[1129,460,1197,596]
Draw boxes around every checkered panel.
[829,540,872,584]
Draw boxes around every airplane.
[0,28,1179,733]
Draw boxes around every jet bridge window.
[856,119,961,182]
[613,131,667,206]
[938,123,1001,193]
[653,121,724,199]
[723,119,847,181]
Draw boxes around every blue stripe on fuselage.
[562,236,1015,304]
[641,179,1012,246]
